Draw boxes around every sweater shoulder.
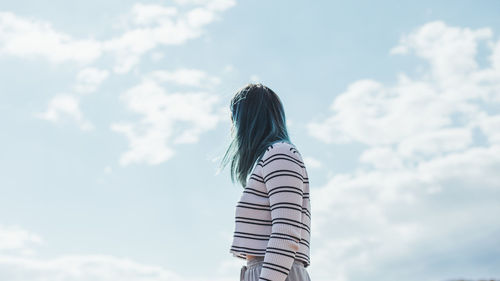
[262,141,303,163]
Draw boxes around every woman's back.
[229,141,311,279]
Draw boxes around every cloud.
[35,94,94,131]
[147,68,221,87]
[172,0,237,12]
[0,254,240,281]
[303,156,322,169]
[111,70,227,166]
[0,224,238,281]
[129,3,178,25]
[0,0,236,72]
[311,145,500,281]
[308,21,500,151]
[100,1,236,73]
[0,224,43,256]
[150,51,165,62]
[0,254,185,281]
[74,67,109,94]
[36,67,107,131]
[307,21,500,281]
[0,11,102,64]
[2,1,236,132]
[391,21,492,83]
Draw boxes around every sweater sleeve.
[258,142,304,281]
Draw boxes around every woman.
[219,83,312,281]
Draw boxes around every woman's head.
[220,83,291,188]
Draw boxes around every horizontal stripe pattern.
[229,141,311,281]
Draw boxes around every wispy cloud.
[0,224,237,281]
[307,21,500,280]
[0,0,236,73]
[1,1,236,134]
[147,68,221,88]
[0,11,102,64]
[73,67,110,94]
[34,94,94,131]
[111,69,228,166]
[303,156,322,169]
[0,224,43,256]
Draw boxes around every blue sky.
[1,1,500,280]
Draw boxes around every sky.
[1,0,500,281]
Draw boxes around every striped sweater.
[229,141,311,281]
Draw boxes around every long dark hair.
[219,83,292,188]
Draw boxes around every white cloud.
[130,3,178,25]
[0,254,177,281]
[150,51,165,62]
[148,68,221,87]
[389,44,407,55]
[0,224,238,281]
[358,146,403,170]
[74,67,109,94]
[312,144,500,281]
[476,111,500,143]
[307,76,463,146]
[303,156,322,169]
[0,224,43,256]
[307,21,500,281]
[186,7,215,28]
[35,94,93,131]
[307,21,500,151]
[392,21,492,84]
[1,1,236,131]
[0,11,102,64]
[172,0,237,12]
[111,71,227,166]
[492,38,500,70]
[36,67,107,130]
[0,254,239,281]
[102,1,235,73]
[396,127,473,158]
[0,0,236,73]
